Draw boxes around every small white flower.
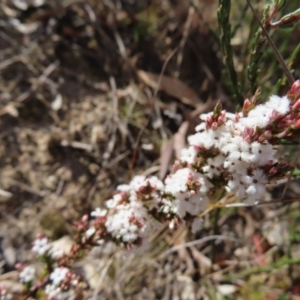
[199,112,213,121]
[50,267,69,287]
[188,130,215,149]
[91,208,107,218]
[129,175,147,190]
[246,185,256,195]
[85,227,96,237]
[49,248,64,259]
[165,168,190,195]
[45,284,60,299]
[19,266,35,283]
[148,176,164,191]
[181,147,197,164]
[266,95,290,115]
[32,238,51,256]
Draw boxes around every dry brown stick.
[7,178,45,197]
[15,61,60,102]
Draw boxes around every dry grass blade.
[173,121,189,159]
[159,235,240,258]
[159,139,174,180]
[138,70,203,107]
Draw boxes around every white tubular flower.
[146,176,164,191]
[49,267,69,287]
[266,95,290,115]
[106,194,122,209]
[128,175,147,190]
[188,129,217,149]
[32,237,51,256]
[165,168,191,195]
[19,266,35,283]
[102,176,162,247]
[90,208,107,218]
[105,202,142,243]
[85,227,96,237]
[45,284,60,299]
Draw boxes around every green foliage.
[293,168,300,180]
[217,0,243,105]
[133,9,162,42]
[288,208,300,243]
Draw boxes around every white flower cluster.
[89,94,292,249]
[45,267,70,299]
[164,168,211,218]
[32,237,51,256]
[19,266,36,283]
[91,176,164,250]
[180,95,290,205]
[239,95,290,128]
[31,236,69,259]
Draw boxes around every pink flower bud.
[212,122,218,130]
[258,130,272,141]
[81,215,88,223]
[290,80,300,95]
[169,221,175,230]
[270,110,279,121]
[235,113,240,122]
[172,160,181,172]
[218,112,226,125]
[292,119,300,129]
[244,135,251,143]
[277,130,288,139]
[291,99,300,111]
[206,116,213,128]
[264,130,272,138]
[268,167,277,176]
[242,98,252,114]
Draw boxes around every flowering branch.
[11,80,300,299]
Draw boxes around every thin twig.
[212,196,300,208]
[159,235,240,258]
[246,0,295,85]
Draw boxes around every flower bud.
[81,215,88,223]
[292,119,300,129]
[291,99,300,111]
[268,167,277,176]
[290,80,300,95]
[244,135,251,143]
[277,130,288,139]
[242,98,252,115]
[211,122,218,130]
